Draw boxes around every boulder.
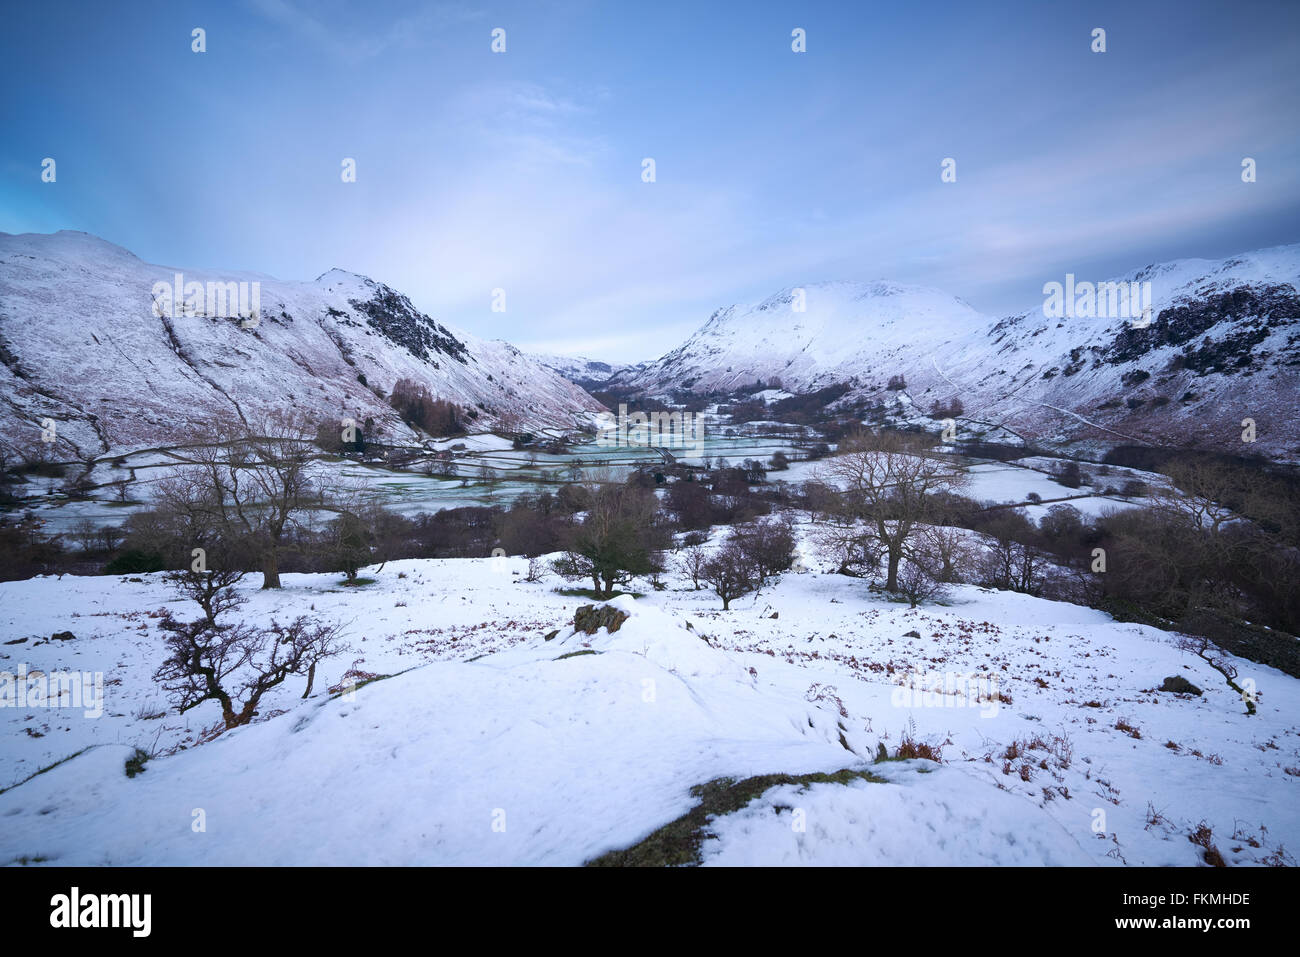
[1159,675,1203,695]
[573,604,631,636]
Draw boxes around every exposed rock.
[1159,675,1203,695]
[51,631,76,641]
[573,604,631,635]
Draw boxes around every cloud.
[243,0,483,62]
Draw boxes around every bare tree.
[816,431,968,592]
[1149,460,1240,535]
[896,556,945,607]
[679,542,708,590]
[162,410,326,588]
[813,519,883,577]
[430,448,455,478]
[154,568,344,728]
[912,524,973,584]
[329,510,372,583]
[732,515,796,584]
[71,518,100,553]
[700,539,759,610]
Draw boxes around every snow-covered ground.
[961,461,1145,519]
[2,524,1296,867]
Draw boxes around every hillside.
[0,231,604,461]
[2,537,1295,866]
[617,247,1300,459]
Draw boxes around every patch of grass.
[124,748,149,778]
[1189,822,1227,867]
[339,577,378,587]
[875,720,946,764]
[7,855,51,865]
[587,766,887,867]
[555,649,601,660]
[1115,717,1142,739]
[325,663,414,699]
[898,739,943,761]
[0,746,94,797]
[553,588,644,600]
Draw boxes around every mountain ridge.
[615,244,1300,459]
[0,231,604,461]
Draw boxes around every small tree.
[732,515,796,584]
[896,556,944,607]
[163,410,325,589]
[679,542,708,590]
[1054,461,1082,489]
[154,569,345,727]
[330,511,372,583]
[1120,478,1148,498]
[71,518,100,553]
[701,541,759,610]
[552,484,662,597]
[816,430,969,593]
[912,524,971,584]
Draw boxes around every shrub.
[700,540,759,610]
[1054,461,1082,489]
[731,516,796,583]
[104,549,165,575]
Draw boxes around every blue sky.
[3,0,1298,361]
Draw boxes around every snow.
[429,433,517,453]
[0,230,605,462]
[622,244,1300,461]
[699,762,1093,866]
[527,352,629,384]
[2,526,1297,867]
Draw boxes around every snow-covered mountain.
[0,231,604,460]
[618,247,1300,458]
[528,352,635,386]
[621,280,990,395]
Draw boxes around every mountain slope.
[616,247,1300,458]
[0,231,604,460]
[623,280,989,395]
[929,246,1300,454]
[528,352,635,386]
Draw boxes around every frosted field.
[1,525,1295,867]
[10,429,816,532]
